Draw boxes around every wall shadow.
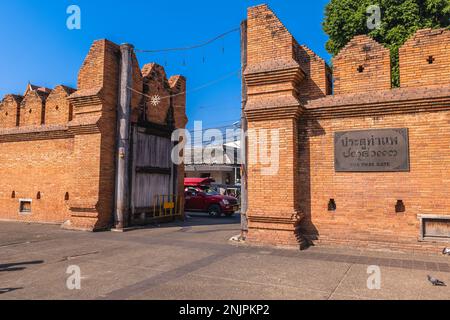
[0,260,44,273]
[0,287,23,295]
[116,212,241,233]
[296,118,325,247]
[184,212,242,227]
[294,45,331,101]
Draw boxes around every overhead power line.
[187,122,242,134]
[135,27,240,54]
[127,69,240,102]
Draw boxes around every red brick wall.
[333,35,391,95]
[0,138,74,224]
[142,63,172,125]
[130,53,144,123]
[244,4,450,252]
[67,39,120,230]
[19,91,47,126]
[247,4,294,65]
[294,42,331,100]
[400,28,450,88]
[45,86,75,125]
[0,95,21,128]
[298,111,450,250]
[246,118,302,246]
[169,75,188,129]
[0,39,187,230]
[0,39,120,229]
[168,75,187,209]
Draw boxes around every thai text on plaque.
[334,128,410,172]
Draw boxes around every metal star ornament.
[150,95,161,106]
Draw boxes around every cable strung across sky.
[127,69,241,102]
[134,27,240,53]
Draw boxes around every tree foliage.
[323,0,450,87]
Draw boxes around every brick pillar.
[245,116,305,247]
[244,4,306,247]
[65,39,121,231]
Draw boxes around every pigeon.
[442,247,450,255]
[229,235,241,242]
[427,275,446,286]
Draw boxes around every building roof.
[24,83,52,96]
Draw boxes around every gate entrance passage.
[0,39,187,231]
[130,124,182,225]
[114,46,188,230]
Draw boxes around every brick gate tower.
[243,4,450,252]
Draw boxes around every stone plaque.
[335,128,409,172]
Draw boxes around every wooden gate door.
[130,125,180,224]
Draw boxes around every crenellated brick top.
[333,35,391,95]
[0,85,76,129]
[244,4,450,119]
[140,62,187,128]
[0,39,187,133]
[306,84,450,108]
[245,4,331,120]
[246,4,295,65]
[400,28,450,88]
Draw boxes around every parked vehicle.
[184,178,239,217]
[210,183,242,205]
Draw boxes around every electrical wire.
[187,123,241,134]
[135,27,240,53]
[127,69,240,101]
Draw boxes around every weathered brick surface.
[294,43,331,100]
[142,63,172,125]
[169,75,188,129]
[298,111,450,251]
[45,85,75,125]
[333,35,391,95]
[130,54,144,123]
[0,138,74,223]
[247,4,294,66]
[245,5,307,248]
[244,4,450,252]
[19,90,48,127]
[0,39,186,230]
[400,28,450,88]
[0,95,22,128]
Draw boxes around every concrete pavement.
[1,213,449,300]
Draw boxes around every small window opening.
[19,200,32,214]
[11,191,15,199]
[36,192,41,200]
[395,200,405,213]
[427,56,435,64]
[55,105,59,110]
[65,192,70,201]
[328,199,337,211]
[5,112,8,116]
[29,109,32,114]
[357,65,365,73]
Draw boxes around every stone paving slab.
[1,217,449,300]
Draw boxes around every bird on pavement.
[427,275,446,286]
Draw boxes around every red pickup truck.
[184,178,239,217]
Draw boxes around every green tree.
[323,0,450,87]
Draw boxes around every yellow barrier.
[152,194,183,219]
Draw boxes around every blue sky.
[0,0,331,130]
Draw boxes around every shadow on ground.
[133,212,241,231]
[0,260,44,273]
[0,288,23,295]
